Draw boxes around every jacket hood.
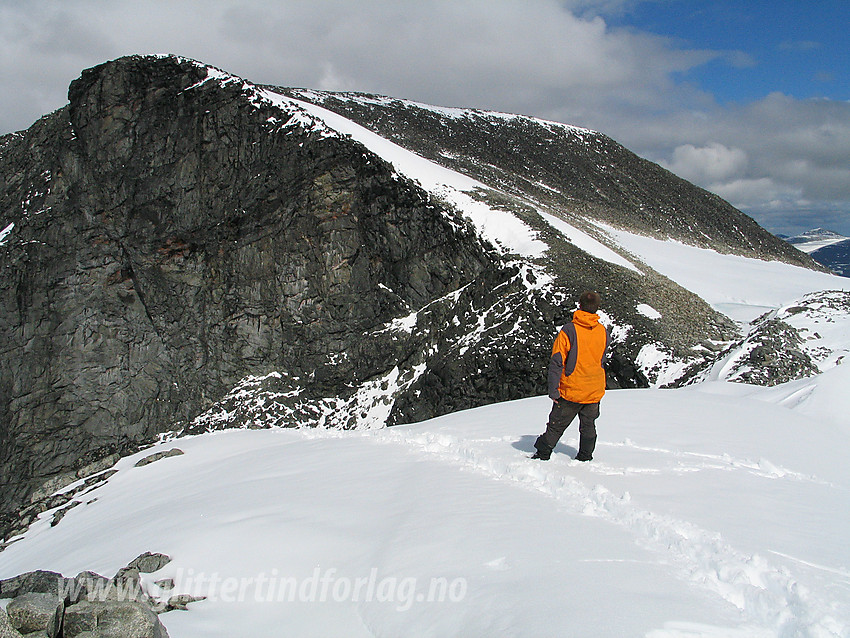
[572,309,601,329]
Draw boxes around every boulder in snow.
[126,552,172,574]
[5,593,63,637]
[0,571,68,599]
[0,608,23,638]
[133,450,184,469]
[63,601,169,638]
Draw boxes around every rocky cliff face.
[0,55,815,537]
[0,55,508,534]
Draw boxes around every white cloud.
[710,178,802,209]
[0,0,716,133]
[630,92,850,235]
[665,143,748,184]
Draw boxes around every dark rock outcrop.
[0,571,68,599]
[1,464,118,548]
[133,450,183,468]
[0,553,180,637]
[126,553,171,575]
[0,55,501,533]
[718,317,820,386]
[703,290,850,385]
[63,601,168,638]
[5,592,63,638]
[0,608,23,638]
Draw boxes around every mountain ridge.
[0,54,836,539]
[274,86,821,268]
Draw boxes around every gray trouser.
[535,400,599,458]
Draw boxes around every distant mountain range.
[782,228,850,277]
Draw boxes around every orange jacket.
[548,310,608,404]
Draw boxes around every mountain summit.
[0,55,834,535]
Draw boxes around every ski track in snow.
[597,441,834,485]
[292,426,847,637]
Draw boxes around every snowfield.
[1,377,848,637]
[595,223,850,324]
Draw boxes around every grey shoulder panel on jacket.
[563,323,578,377]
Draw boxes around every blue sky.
[1,0,848,236]
[610,0,848,104]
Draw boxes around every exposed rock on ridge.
[702,290,850,385]
[277,89,822,268]
[0,551,183,637]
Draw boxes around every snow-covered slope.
[1,377,848,637]
[257,76,847,344]
[598,223,850,324]
[702,290,850,385]
[251,69,849,390]
[584,222,850,386]
[263,80,838,327]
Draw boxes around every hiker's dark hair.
[579,291,601,314]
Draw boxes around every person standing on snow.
[532,291,608,461]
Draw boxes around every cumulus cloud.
[637,92,850,235]
[0,0,714,132]
[711,178,802,209]
[664,143,749,185]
